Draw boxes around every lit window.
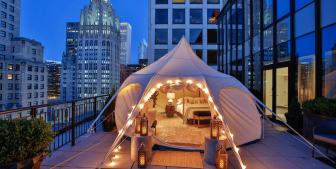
[32,49,36,55]
[8,64,12,70]
[32,57,36,62]
[8,74,13,80]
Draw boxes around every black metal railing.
[0,95,110,151]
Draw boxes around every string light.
[203,89,209,93]
[128,113,131,118]
[110,162,115,165]
[127,121,133,125]
[197,84,202,88]
[187,80,192,84]
[132,106,135,109]
[214,106,218,111]
[118,146,121,150]
[140,104,144,109]
[114,149,119,152]
[230,133,233,138]
[208,97,213,102]
[114,155,119,158]
[167,80,172,84]
[235,147,239,152]
[218,115,222,120]
[175,80,180,83]
[242,165,246,169]
[144,97,149,101]
[151,89,156,93]
[157,83,163,88]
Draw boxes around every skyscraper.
[138,38,148,60]
[61,0,121,101]
[120,22,132,65]
[46,60,61,99]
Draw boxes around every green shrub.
[0,118,56,164]
[288,97,302,115]
[302,97,336,118]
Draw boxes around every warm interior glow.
[151,89,156,93]
[144,97,149,101]
[175,80,180,83]
[219,158,224,168]
[203,89,209,93]
[197,84,202,88]
[142,126,147,134]
[110,162,115,165]
[139,155,145,165]
[114,149,118,152]
[187,80,192,84]
[140,104,144,109]
[166,93,175,99]
[157,83,163,88]
[114,155,119,158]
[167,80,172,84]
[119,129,122,133]
[212,129,218,137]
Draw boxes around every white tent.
[89,38,324,169]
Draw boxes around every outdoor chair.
[312,121,336,157]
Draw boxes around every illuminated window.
[8,74,13,80]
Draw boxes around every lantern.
[135,113,142,133]
[140,114,148,136]
[215,145,226,168]
[211,115,220,139]
[217,154,228,169]
[138,142,147,168]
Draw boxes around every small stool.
[131,132,152,161]
[204,134,227,166]
[193,111,211,127]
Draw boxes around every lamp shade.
[166,93,175,100]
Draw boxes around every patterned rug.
[157,126,209,145]
[156,112,185,127]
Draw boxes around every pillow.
[185,98,190,103]
[194,99,199,104]
[190,99,195,104]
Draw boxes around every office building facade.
[216,0,336,121]
[46,60,61,99]
[138,38,148,60]
[148,0,224,69]
[61,0,121,101]
[120,22,132,65]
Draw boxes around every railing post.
[72,101,76,146]
[32,107,37,118]
[94,97,97,132]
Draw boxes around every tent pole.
[183,89,185,124]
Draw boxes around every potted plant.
[102,85,117,132]
[0,118,56,169]
[284,97,303,135]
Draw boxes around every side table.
[204,134,227,166]
[165,105,175,117]
[131,132,152,161]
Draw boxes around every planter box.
[303,113,336,152]
[102,115,115,132]
[0,153,45,169]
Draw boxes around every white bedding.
[176,103,210,119]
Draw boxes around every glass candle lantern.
[140,114,148,136]
[135,113,142,133]
[138,142,147,168]
[211,115,220,139]
[217,153,228,169]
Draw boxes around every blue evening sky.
[20,0,148,64]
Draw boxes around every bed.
[175,97,210,124]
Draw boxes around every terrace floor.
[42,121,336,169]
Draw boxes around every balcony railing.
[0,95,110,151]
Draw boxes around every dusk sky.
[20,0,148,64]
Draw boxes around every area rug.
[151,151,203,168]
[157,126,209,145]
[156,113,185,127]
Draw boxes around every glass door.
[276,67,288,121]
[263,69,273,118]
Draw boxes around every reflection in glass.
[321,0,336,28]
[253,0,260,36]
[245,40,251,57]
[263,69,273,117]
[190,0,202,4]
[263,0,273,28]
[277,41,291,62]
[155,49,168,61]
[208,29,217,44]
[245,55,251,88]
[230,29,243,45]
[173,0,185,4]
[253,52,261,91]
[173,9,185,24]
[156,0,168,4]
[155,29,168,44]
[296,32,315,102]
[190,29,203,44]
[207,0,219,4]
[263,26,273,49]
[207,50,217,65]
[277,0,289,19]
[295,0,314,11]
[155,9,168,24]
[172,29,185,44]
[276,67,288,121]
[322,24,336,98]
[207,9,219,24]
[193,49,203,59]
[253,33,260,53]
[244,0,250,41]
[295,3,315,38]
[277,17,290,44]
[190,9,202,24]
[237,48,243,82]
[263,47,273,65]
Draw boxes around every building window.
[277,17,290,44]
[156,0,168,4]
[193,49,203,59]
[190,29,203,44]
[173,9,185,24]
[15,64,19,70]
[0,73,2,79]
[207,0,219,4]
[15,93,19,99]
[9,5,13,12]
[34,75,38,81]
[28,65,32,71]
[27,84,31,89]
[295,0,314,11]
[8,93,12,99]
[40,67,44,72]
[41,75,44,81]
[322,24,336,98]
[34,101,38,106]
[40,92,44,98]
[172,29,185,44]
[155,49,168,61]
[27,74,32,80]
[0,44,5,51]
[1,21,5,28]
[8,74,12,80]
[9,15,13,21]
[0,83,2,90]
[32,57,36,62]
[295,3,315,38]
[15,74,19,80]
[173,0,185,3]
[40,100,43,105]
[15,84,19,90]
[321,0,336,28]
[155,9,168,24]
[190,9,202,24]
[34,84,38,89]
[8,64,12,70]
[8,33,12,38]
[155,29,168,44]
[190,0,202,4]
[0,31,5,37]
[2,2,6,9]
[207,9,219,24]
[34,66,38,72]
[40,84,44,89]
[207,29,217,44]
[277,0,289,20]
[34,92,38,98]
[27,102,31,107]
[1,11,6,18]
[207,50,217,65]
[9,24,13,30]
[8,83,12,90]
[32,49,36,55]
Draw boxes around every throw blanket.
[183,107,210,122]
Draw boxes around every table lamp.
[166,93,175,105]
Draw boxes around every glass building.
[217,0,336,121]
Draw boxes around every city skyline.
[20,0,148,64]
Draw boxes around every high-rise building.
[148,0,223,69]
[61,0,121,101]
[46,60,61,99]
[120,22,132,65]
[65,22,79,57]
[138,38,148,60]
